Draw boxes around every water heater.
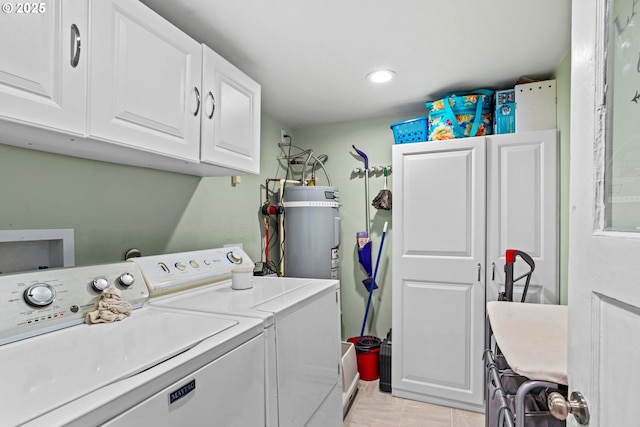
[283,186,340,279]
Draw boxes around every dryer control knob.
[92,276,109,292]
[227,251,243,264]
[118,272,135,287]
[24,283,56,307]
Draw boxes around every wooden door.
[391,137,486,411]
[0,0,86,134]
[486,130,559,304]
[200,45,261,174]
[89,0,201,162]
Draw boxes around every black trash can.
[379,329,392,392]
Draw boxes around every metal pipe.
[484,348,515,427]
[515,381,560,427]
[278,142,332,186]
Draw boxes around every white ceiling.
[141,0,572,129]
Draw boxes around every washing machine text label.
[169,379,196,404]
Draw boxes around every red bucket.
[347,336,381,381]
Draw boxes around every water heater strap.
[282,201,339,208]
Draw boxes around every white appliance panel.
[275,289,341,426]
[101,334,265,427]
[0,307,245,426]
[0,261,265,427]
[134,247,342,427]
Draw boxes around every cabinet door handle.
[477,263,481,282]
[193,87,201,116]
[70,24,81,68]
[492,262,495,281]
[206,91,215,119]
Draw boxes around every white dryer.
[132,246,343,427]
[0,261,265,426]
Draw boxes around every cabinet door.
[0,0,86,134]
[201,45,261,174]
[486,130,558,304]
[391,138,486,411]
[89,0,201,162]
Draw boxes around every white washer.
[132,246,343,427]
[0,261,265,427]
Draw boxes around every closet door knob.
[548,391,590,424]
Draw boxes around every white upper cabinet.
[89,0,201,163]
[201,45,261,174]
[0,0,87,134]
[0,0,261,176]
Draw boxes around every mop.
[359,221,388,340]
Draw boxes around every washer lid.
[150,276,338,325]
[0,307,256,427]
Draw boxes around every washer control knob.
[175,262,187,271]
[24,283,56,307]
[227,251,243,264]
[92,276,110,292]
[118,272,135,287]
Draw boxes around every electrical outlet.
[281,130,287,144]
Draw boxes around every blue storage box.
[495,89,515,134]
[390,117,428,144]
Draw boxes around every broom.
[372,167,392,210]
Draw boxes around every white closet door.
[486,130,558,304]
[0,0,87,134]
[391,137,486,411]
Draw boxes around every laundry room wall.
[297,55,572,340]
[0,59,571,341]
[0,112,291,267]
[294,114,416,340]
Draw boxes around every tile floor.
[343,379,485,427]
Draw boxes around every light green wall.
[294,113,421,340]
[0,61,571,340]
[553,51,571,306]
[297,56,573,338]
[0,113,290,266]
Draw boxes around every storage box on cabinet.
[515,80,557,132]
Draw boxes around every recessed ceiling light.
[367,70,396,83]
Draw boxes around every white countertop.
[487,301,568,385]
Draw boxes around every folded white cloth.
[85,285,133,324]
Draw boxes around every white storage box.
[515,79,557,132]
[341,341,359,417]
